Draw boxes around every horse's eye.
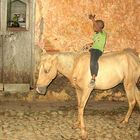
[44,69,50,73]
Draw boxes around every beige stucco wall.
[35,0,140,53]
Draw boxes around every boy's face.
[94,20,104,32]
[94,26,102,32]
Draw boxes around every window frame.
[0,0,1,31]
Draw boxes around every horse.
[36,49,140,140]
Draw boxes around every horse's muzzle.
[36,86,47,95]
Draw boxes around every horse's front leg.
[73,88,82,129]
[78,88,92,140]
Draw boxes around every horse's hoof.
[81,132,88,140]
[81,135,88,140]
[120,118,128,124]
[121,121,128,124]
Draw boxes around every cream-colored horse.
[36,49,140,140]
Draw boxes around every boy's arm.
[89,14,100,31]
[83,42,93,51]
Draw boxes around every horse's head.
[36,54,58,95]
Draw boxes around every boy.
[87,14,107,87]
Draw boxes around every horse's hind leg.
[122,82,136,124]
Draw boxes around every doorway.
[0,0,35,92]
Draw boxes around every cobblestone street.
[0,97,140,140]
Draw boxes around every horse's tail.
[136,53,140,87]
[135,54,140,131]
[136,67,140,132]
[138,53,140,76]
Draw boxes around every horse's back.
[78,49,139,63]
[78,49,139,75]
[74,50,140,89]
[77,51,124,63]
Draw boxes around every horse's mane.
[123,48,139,57]
[41,51,85,59]
[41,48,140,62]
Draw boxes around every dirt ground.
[0,76,140,140]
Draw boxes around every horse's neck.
[57,53,78,80]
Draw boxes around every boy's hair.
[96,20,104,29]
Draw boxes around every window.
[7,0,29,31]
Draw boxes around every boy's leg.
[90,49,96,76]
[93,50,102,77]
[89,49,102,87]
[89,49,96,87]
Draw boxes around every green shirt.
[92,31,107,52]
[13,16,18,22]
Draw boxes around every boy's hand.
[89,14,95,20]
[82,43,93,51]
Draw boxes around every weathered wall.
[35,0,140,53]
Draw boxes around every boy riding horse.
[85,14,107,87]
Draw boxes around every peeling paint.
[39,17,44,41]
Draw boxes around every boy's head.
[94,20,104,32]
